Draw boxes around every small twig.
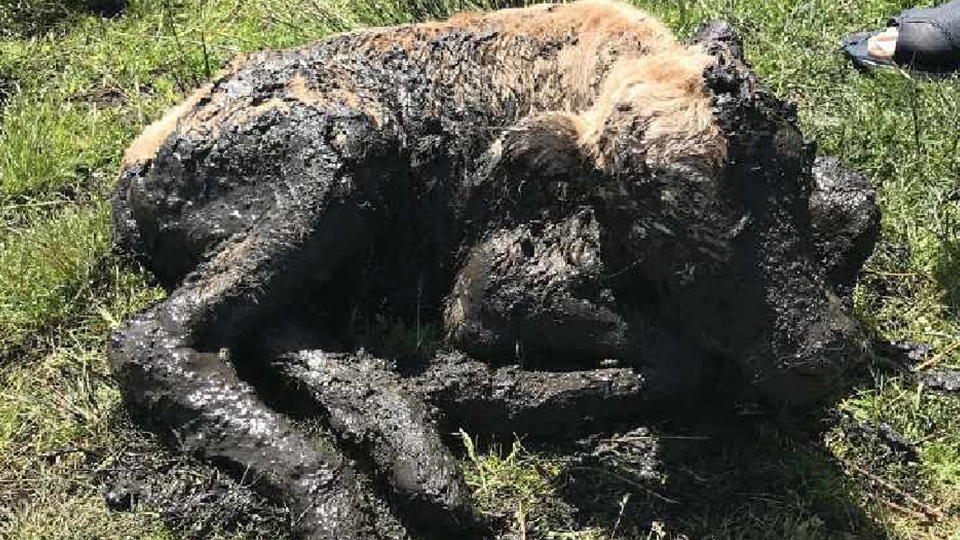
[847,462,945,520]
[601,256,644,281]
[220,0,243,25]
[875,496,933,521]
[0,199,71,212]
[570,466,679,505]
[199,0,212,79]
[107,29,237,53]
[609,435,710,442]
[38,446,99,460]
[908,77,923,157]
[914,429,947,444]
[416,271,423,350]
[914,339,960,371]
[865,270,919,278]
[949,118,960,169]
[610,493,630,538]
[161,0,195,90]
[516,500,527,540]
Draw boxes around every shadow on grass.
[0,0,127,39]
[557,408,893,540]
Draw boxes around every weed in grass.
[459,430,585,537]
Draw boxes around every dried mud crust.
[109,2,880,538]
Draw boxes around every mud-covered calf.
[110,2,880,538]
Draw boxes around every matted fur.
[122,1,723,175]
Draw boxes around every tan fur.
[121,54,250,168]
[416,0,724,167]
[220,98,288,128]
[287,75,328,108]
[287,75,364,111]
[179,94,229,139]
[352,1,683,113]
[286,75,385,127]
[122,84,213,168]
[425,1,674,46]
[579,48,725,170]
[123,1,723,176]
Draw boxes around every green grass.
[0,206,109,354]
[0,0,959,538]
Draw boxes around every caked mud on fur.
[109,2,879,539]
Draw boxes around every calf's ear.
[485,112,589,179]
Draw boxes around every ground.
[0,1,959,540]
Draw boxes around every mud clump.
[109,2,880,538]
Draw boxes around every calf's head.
[581,22,877,405]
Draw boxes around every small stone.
[919,369,960,392]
